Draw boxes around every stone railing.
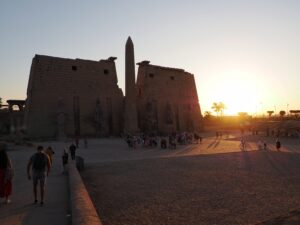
[68,160,102,225]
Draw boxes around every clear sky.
[0,0,299,115]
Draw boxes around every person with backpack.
[27,146,51,205]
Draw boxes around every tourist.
[62,149,68,174]
[160,138,167,149]
[193,133,198,143]
[240,138,246,150]
[44,146,55,165]
[69,143,76,160]
[169,135,176,149]
[263,142,267,150]
[0,149,13,204]
[27,146,51,205]
[276,139,281,151]
[132,136,137,149]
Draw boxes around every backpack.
[32,153,46,170]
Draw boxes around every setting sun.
[204,71,264,115]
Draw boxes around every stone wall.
[25,55,124,138]
[136,61,203,134]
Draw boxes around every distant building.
[24,37,203,138]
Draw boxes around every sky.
[0,0,299,115]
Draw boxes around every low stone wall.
[68,160,102,225]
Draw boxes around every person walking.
[0,149,13,204]
[44,146,55,165]
[276,139,281,151]
[62,149,68,174]
[69,143,76,160]
[27,146,51,205]
[240,138,246,151]
[263,142,267,150]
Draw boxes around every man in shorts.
[27,146,51,205]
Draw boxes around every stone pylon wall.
[24,55,124,139]
[136,62,203,134]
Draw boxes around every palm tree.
[219,102,226,116]
[279,110,286,119]
[211,102,221,116]
[290,110,300,118]
[267,110,274,117]
[211,102,226,116]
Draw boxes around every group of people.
[257,139,281,151]
[125,132,202,150]
[0,142,78,205]
[257,140,268,150]
[240,138,282,151]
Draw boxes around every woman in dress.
[0,149,13,203]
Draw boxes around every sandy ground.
[80,134,300,225]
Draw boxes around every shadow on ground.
[81,151,300,225]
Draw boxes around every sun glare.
[209,71,262,115]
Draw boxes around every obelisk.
[124,36,139,134]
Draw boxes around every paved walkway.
[0,144,70,225]
[1,132,299,224]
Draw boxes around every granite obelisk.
[124,36,139,133]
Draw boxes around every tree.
[279,110,286,118]
[0,97,2,108]
[290,110,300,118]
[267,110,274,117]
[211,102,226,117]
[211,102,221,116]
[219,102,226,116]
[204,111,212,118]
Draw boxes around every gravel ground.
[81,151,300,225]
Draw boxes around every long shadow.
[214,139,221,148]
[241,151,253,172]
[207,138,221,149]
[206,140,217,149]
